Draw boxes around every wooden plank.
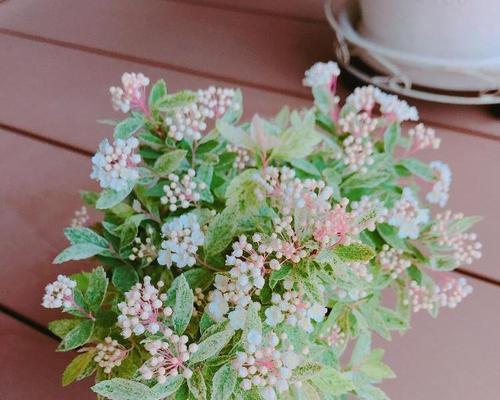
[0,0,499,139]
[0,131,96,325]
[378,277,500,399]
[0,34,307,154]
[0,312,94,399]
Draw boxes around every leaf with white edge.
[204,204,239,256]
[341,171,392,190]
[114,116,144,140]
[399,158,435,181]
[188,370,207,400]
[217,120,254,150]
[290,159,321,177]
[96,183,134,210]
[58,319,94,351]
[355,383,390,400]
[359,349,396,382]
[351,331,372,366]
[211,364,237,400]
[189,328,234,364]
[383,123,400,156]
[153,149,187,176]
[149,79,167,108]
[173,274,194,335]
[269,263,292,289]
[112,264,139,292]
[62,350,96,386]
[377,306,408,332]
[377,224,411,252]
[334,243,376,263]
[48,319,81,339]
[53,243,109,264]
[86,266,108,312]
[64,227,108,248]
[291,362,324,382]
[298,382,322,400]
[311,367,355,396]
[157,91,196,111]
[92,378,156,400]
[243,302,262,352]
[151,375,184,399]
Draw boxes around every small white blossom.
[207,289,230,322]
[319,324,345,348]
[379,244,411,279]
[342,135,374,173]
[129,227,157,264]
[388,188,429,239]
[70,206,89,228]
[303,61,340,88]
[117,276,170,338]
[110,72,150,113]
[42,275,77,309]
[350,196,388,233]
[427,161,452,207]
[90,137,141,191]
[228,306,247,330]
[408,123,441,151]
[160,169,205,211]
[227,144,256,170]
[158,214,205,269]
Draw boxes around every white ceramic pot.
[358,0,500,60]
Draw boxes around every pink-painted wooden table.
[0,0,499,398]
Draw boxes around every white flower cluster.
[117,277,171,338]
[207,236,266,324]
[158,214,205,269]
[379,245,412,279]
[110,72,150,113]
[408,123,441,151]
[139,333,198,383]
[302,61,340,88]
[233,330,301,400]
[338,111,378,137]
[350,196,388,233]
[427,161,452,207]
[160,169,205,211]
[94,337,128,373]
[227,144,256,170]
[407,277,473,312]
[261,167,334,217]
[388,188,429,239]
[90,137,141,191]
[42,275,77,309]
[70,206,89,228]
[346,85,419,122]
[129,234,157,263]
[351,262,374,283]
[313,198,352,247]
[264,279,327,332]
[342,135,374,173]
[165,86,237,141]
[319,324,345,348]
[431,211,482,266]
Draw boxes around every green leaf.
[291,362,324,382]
[351,331,372,366]
[189,328,234,364]
[114,116,144,140]
[182,268,214,290]
[96,184,134,210]
[341,171,392,190]
[377,224,410,251]
[355,383,390,400]
[243,302,262,352]
[204,204,239,256]
[53,243,109,264]
[62,350,96,386]
[157,91,196,111]
[80,190,99,207]
[359,349,396,382]
[48,319,81,339]
[86,267,108,312]
[58,319,94,351]
[64,227,108,248]
[383,123,400,155]
[112,264,139,292]
[289,159,321,177]
[151,376,185,399]
[92,378,156,400]
[149,79,167,108]
[173,274,194,335]
[217,120,254,150]
[153,149,187,176]
[211,364,237,400]
[188,370,207,400]
[311,367,355,396]
[399,158,434,181]
[334,243,376,263]
[269,263,292,289]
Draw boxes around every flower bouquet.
[42,62,482,400]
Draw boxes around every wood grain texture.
[378,277,500,399]
[0,312,94,399]
[0,0,499,139]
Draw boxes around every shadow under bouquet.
[42,62,482,400]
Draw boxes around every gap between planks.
[0,27,498,144]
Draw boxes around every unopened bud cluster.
[379,245,411,279]
[110,72,150,113]
[42,275,77,309]
[94,337,128,374]
[160,169,205,211]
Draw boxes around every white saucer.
[324,0,500,105]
